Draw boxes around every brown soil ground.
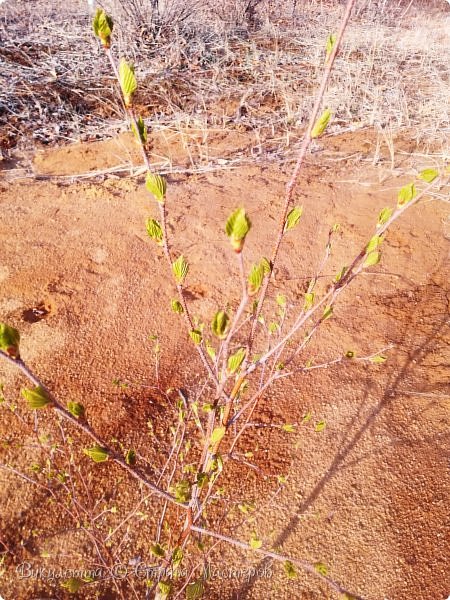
[0,129,449,600]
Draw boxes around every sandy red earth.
[0,128,449,599]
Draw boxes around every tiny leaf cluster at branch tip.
[171,299,184,314]
[67,401,85,418]
[0,323,20,358]
[131,116,148,144]
[397,182,417,207]
[311,108,331,138]
[21,386,52,410]
[225,208,251,253]
[92,8,113,48]
[325,33,337,62]
[227,347,246,375]
[118,58,137,107]
[146,172,167,204]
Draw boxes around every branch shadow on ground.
[235,286,448,600]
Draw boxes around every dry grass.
[0,0,449,161]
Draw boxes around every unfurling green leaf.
[61,577,83,593]
[172,547,183,570]
[304,292,315,311]
[172,255,189,284]
[210,426,226,446]
[366,234,382,253]
[314,562,328,576]
[118,58,137,107]
[67,402,84,418]
[325,33,337,61]
[171,299,184,314]
[83,445,108,463]
[311,108,331,138]
[418,168,438,183]
[206,342,216,361]
[260,257,271,274]
[170,480,191,503]
[364,251,381,268]
[322,305,333,320]
[125,449,136,465]
[157,581,172,600]
[131,116,147,144]
[397,182,417,207]
[92,9,113,47]
[225,208,251,252]
[145,172,167,203]
[315,420,326,432]
[249,533,263,550]
[146,218,163,245]
[334,266,348,283]
[227,347,246,374]
[0,323,20,358]
[284,205,303,231]
[370,354,387,364]
[284,560,297,579]
[186,578,205,600]
[377,207,393,227]
[282,423,296,433]
[150,543,165,558]
[22,386,52,410]
[248,262,265,295]
[211,311,229,339]
[189,329,202,345]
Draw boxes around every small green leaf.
[118,58,137,107]
[210,427,226,446]
[125,449,136,465]
[227,347,246,374]
[225,208,251,252]
[157,581,172,600]
[366,235,382,253]
[334,266,347,283]
[146,218,163,245]
[282,423,296,433]
[370,354,387,364]
[314,562,328,576]
[172,547,183,570]
[322,305,333,320]
[276,294,286,307]
[249,533,262,550]
[248,262,265,295]
[304,292,315,311]
[238,502,255,514]
[311,108,331,138]
[211,311,229,339]
[172,255,189,284]
[397,182,417,207]
[206,343,216,361]
[364,251,381,268]
[131,116,147,144]
[377,207,393,227]
[418,168,438,183]
[260,257,271,274]
[189,329,202,345]
[170,480,191,503]
[61,577,83,593]
[284,560,297,579]
[92,9,113,47]
[186,578,205,600]
[21,386,52,410]
[145,172,167,204]
[0,323,20,358]
[284,206,303,231]
[67,402,84,418]
[315,420,326,432]
[268,322,279,334]
[171,299,184,314]
[83,445,108,463]
[150,543,165,558]
[302,411,312,423]
[325,33,336,61]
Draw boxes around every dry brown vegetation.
[0,1,449,599]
